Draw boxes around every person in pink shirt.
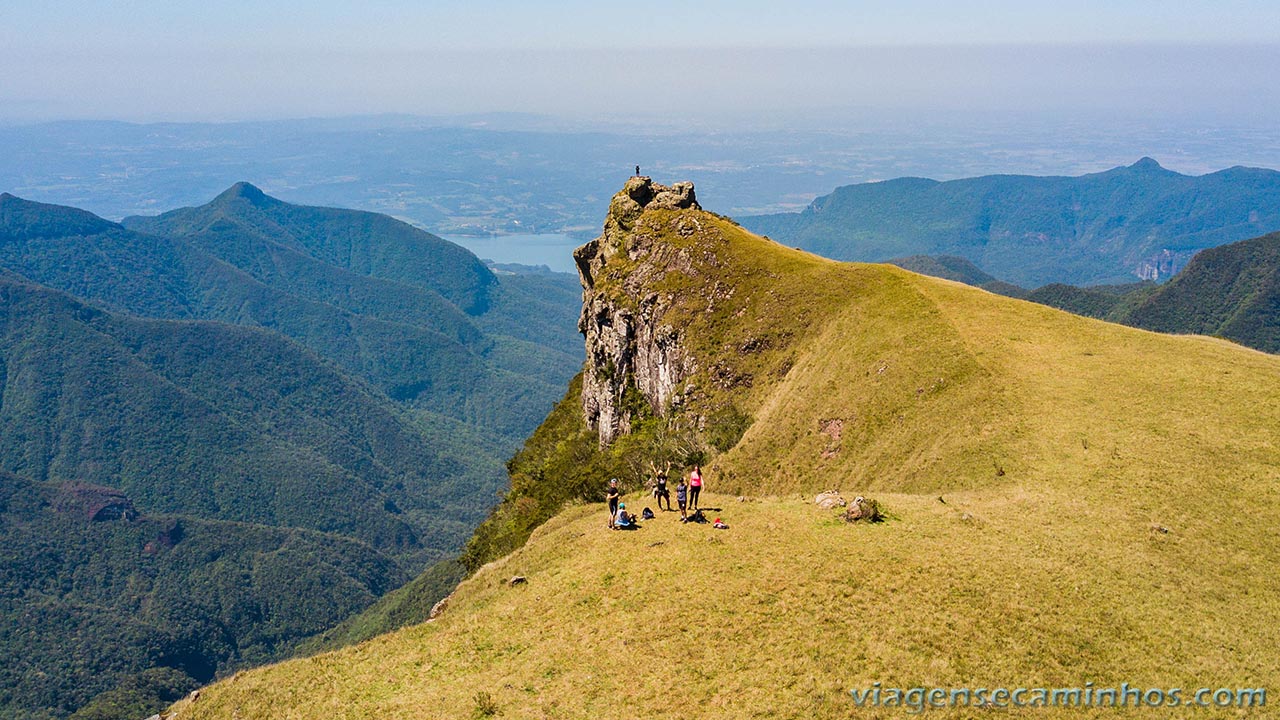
[688,464,703,511]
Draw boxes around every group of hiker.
[608,460,724,529]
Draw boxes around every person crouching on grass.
[615,503,636,529]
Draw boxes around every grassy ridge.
[716,264,1021,497]
[170,196,1280,718]
[171,485,1280,719]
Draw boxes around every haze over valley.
[3,2,1279,718]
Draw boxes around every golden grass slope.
[169,208,1280,719]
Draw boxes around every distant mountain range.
[0,186,579,439]
[0,188,582,719]
[886,231,1280,355]
[22,117,1270,244]
[742,158,1280,287]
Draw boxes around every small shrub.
[473,690,500,718]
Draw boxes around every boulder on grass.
[844,496,883,523]
[814,490,846,509]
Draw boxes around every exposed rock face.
[574,177,701,445]
[428,593,451,620]
[52,482,138,522]
[1133,248,1192,281]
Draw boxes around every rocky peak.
[576,177,699,284]
[611,176,698,223]
[573,178,701,446]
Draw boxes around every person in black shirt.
[606,478,620,529]
[650,460,672,511]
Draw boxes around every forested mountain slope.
[0,187,584,719]
[1,189,580,439]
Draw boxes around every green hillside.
[0,187,585,718]
[741,158,1280,287]
[1123,231,1280,352]
[0,272,511,718]
[1,190,580,439]
[995,232,1280,354]
[0,273,500,552]
[124,182,494,313]
[0,471,408,720]
[0,184,591,718]
[171,179,1280,719]
[1022,281,1156,321]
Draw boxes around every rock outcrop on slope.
[573,177,701,445]
[52,482,138,522]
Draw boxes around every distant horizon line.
[12,39,1280,54]
[3,105,1278,130]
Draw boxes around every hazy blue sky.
[2,1,1278,122]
